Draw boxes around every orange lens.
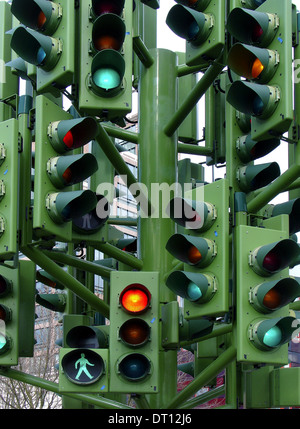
[119,319,150,346]
[37,11,47,29]
[263,289,282,310]
[94,35,120,51]
[188,246,202,264]
[251,58,264,79]
[121,286,150,314]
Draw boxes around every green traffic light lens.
[36,46,47,65]
[118,353,151,381]
[92,68,121,91]
[187,281,202,301]
[263,325,282,348]
[188,21,199,39]
[0,334,6,350]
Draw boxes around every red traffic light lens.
[252,23,264,43]
[263,288,282,310]
[120,284,151,314]
[92,0,123,16]
[119,319,150,347]
[263,251,281,273]
[63,130,74,149]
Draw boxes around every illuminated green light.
[93,68,121,91]
[0,333,7,350]
[187,281,202,301]
[263,325,282,348]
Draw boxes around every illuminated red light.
[120,285,150,314]
[63,131,74,148]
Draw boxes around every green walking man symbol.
[75,353,95,380]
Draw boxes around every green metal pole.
[94,241,143,270]
[0,368,132,410]
[164,56,225,137]
[138,48,178,408]
[22,246,110,319]
[247,164,300,213]
[164,346,236,409]
[42,250,114,279]
[102,123,139,144]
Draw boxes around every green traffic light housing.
[92,13,125,53]
[166,4,213,46]
[36,270,65,290]
[228,43,279,84]
[166,233,216,267]
[91,0,125,17]
[167,197,216,231]
[227,8,279,47]
[236,134,280,163]
[11,0,62,35]
[227,81,280,119]
[271,199,300,235]
[90,49,125,96]
[47,153,98,188]
[9,26,62,72]
[46,189,97,224]
[47,117,99,153]
[249,239,300,276]
[166,270,216,304]
[249,316,298,351]
[237,161,280,193]
[36,293,66,313]
[174,0,212,11]
[250,278,300,313]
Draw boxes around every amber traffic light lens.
[187,245,202,265]
[251,58,264,79]
[263,289,282,310]
[119,319,150,347]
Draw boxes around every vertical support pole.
[138,48,178,408]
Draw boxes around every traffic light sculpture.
[165,179,229,319]
[59,315,109,393]
[78,0,133,121]
[166,0,225,66]
[236,220,300,365]
[226,1,293,141]
[0,265,19,365]
[33,95,99,242]
[109,271,160,393]
[9,0,75,95]
[0,119,19,260]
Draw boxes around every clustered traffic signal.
[0,266,19,365]
[165,179,229,319]
[9,0,75,95]
[236,221,300,365]
[226,0,293,141]
[166,0,225,66]
[59,315,109,393]
[78,0,133,121]
[109,271,160,393]
[0,119,19,260]
[33,95,99,242]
